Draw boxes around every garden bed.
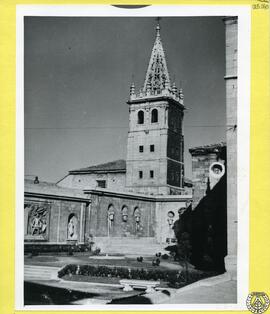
[61,274,170,288]
[24,243,96,255]
[59,264,217,288]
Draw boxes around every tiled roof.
[69,159,126,174]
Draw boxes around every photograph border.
[15,4,250,311]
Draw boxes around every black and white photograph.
[18,5,250,309]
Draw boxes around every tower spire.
[143,19,171,95]
[156,17,161,37]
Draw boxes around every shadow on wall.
[191,174,227,273]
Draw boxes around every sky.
[24,16,226,183]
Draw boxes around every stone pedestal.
[225,254,237,280]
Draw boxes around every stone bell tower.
[126,22,185,195]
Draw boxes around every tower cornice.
[127,95,186,110]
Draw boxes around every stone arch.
[121,205,128,222]
[108,204,115,221]
[107,204,115,233]
[133,207,142,233]
[67,213,78,240]
[137,110,144,124]
[166,211,176,243]
[151,108,158,123]
[133,206,141,216]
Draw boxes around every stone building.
[58,23,186,196]
[24,18,237,268]
[24,179,90,245]
[57,160,126,191]
[126,23,185,195]
[189,142,226,208]
[188,16,238,277]
[25,178,191,254]
[25,22,192,255]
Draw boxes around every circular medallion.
[246,292,270,314]
[209,162,225,179]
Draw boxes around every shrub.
[92,247,101,255]
[152,258,160,266]
[161,254,169,260]
[58,263,216,287]
[25,243,91,255]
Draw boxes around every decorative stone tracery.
[25,202,50,240]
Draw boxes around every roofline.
[84,188,192,202]
[55,173,70,184]
[127,95,186,110]
[69,169,126,175]
[25,191,91,203]
[189,143,226,155]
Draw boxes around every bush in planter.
[58,264,208,285]
[152,258,160,266]
[92,247,101,256]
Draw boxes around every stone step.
[94,237,166,256]
[101,245,165,256]
[24,268,56,272]
[99,237,158,242]
[24,265,60,271]
[107,244,162,249]
[24,265,61,281]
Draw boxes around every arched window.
[151,109,158,123]
[138,110,144,124]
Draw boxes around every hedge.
[24,243,91,255]
[58,264,214,286]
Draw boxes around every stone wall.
[126,101,168,194]
[86,189,192,244]
[224,16,238,275]
[126,97,184,195]
[167,130,183,162]
[155,199,189,243]
[167,159,181,188]
[191,153,221,207]
[168,103,183,136]
[88,194,156,238]
[57,172,126,191]
[24,196,89,244]
[189,143,226,208]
